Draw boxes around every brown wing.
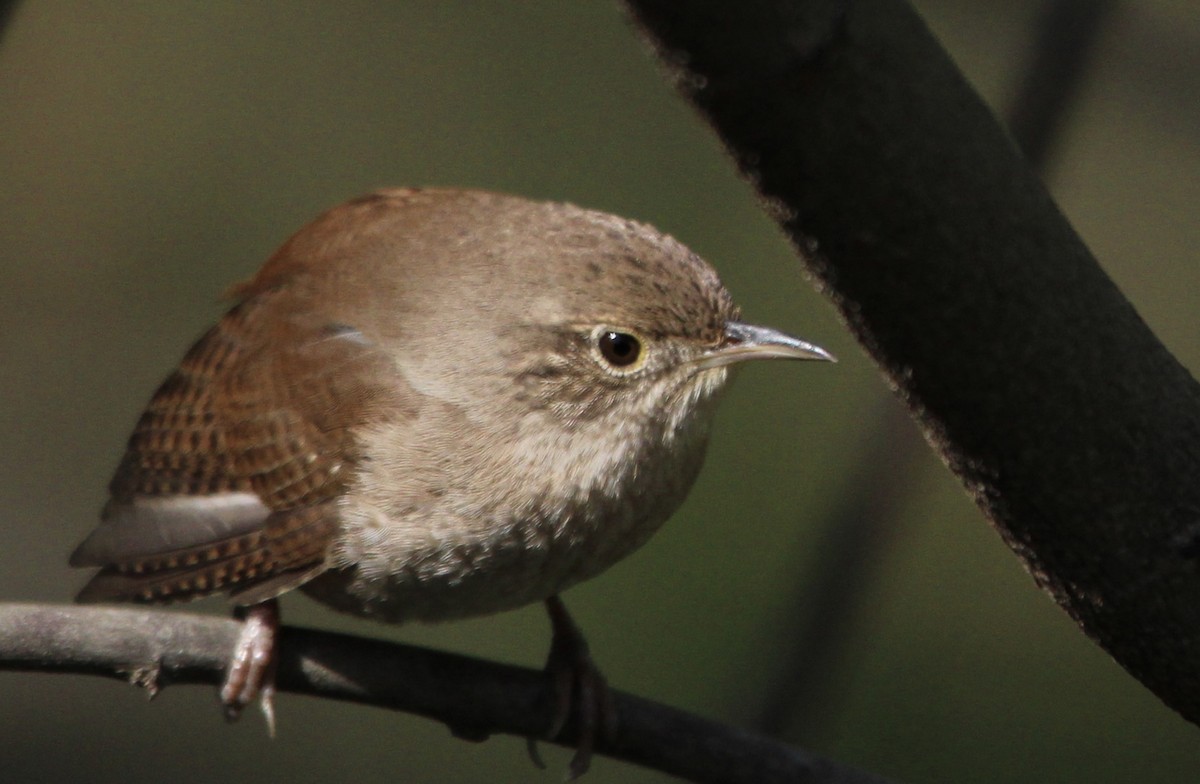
[71,284,409,606]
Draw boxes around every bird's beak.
[692,321,836,370]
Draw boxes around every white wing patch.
[69,492,269,566]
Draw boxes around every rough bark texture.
[624,0,1200,725]
[756,0,1119,740]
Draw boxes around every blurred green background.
[2,2,1199,782]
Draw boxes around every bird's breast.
[301,393,718,624]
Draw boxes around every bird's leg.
[220,599,280,736]
[533,595,617,779]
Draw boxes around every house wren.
[69,188,833,776]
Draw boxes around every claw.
[525,736,547,770]
[220,599,280,736]
[537,596,617,779]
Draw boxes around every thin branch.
[624,0,1200,728]
[755,399,921,739]
[0,1,20,47]
[0,603,894,784]
[1008,0,1118,169]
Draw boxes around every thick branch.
[0,603,891,784]
[624,0,1200,726]
[757,0,1119,740]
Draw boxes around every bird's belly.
[309,396,715,625]
[300,502,664,624]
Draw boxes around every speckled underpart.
[70,188,769,626]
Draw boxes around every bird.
[69,187,833,777]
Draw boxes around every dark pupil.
[600,331,640,367]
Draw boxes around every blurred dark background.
[1,2,1198,782]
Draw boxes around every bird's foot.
[529,596,617,779]
[220,599,280,736]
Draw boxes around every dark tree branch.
[757,0,1121,741]
[623,0,1200,727]
[756,399,921,739]
[0,1,19,46]
[1008,0,1117,169]
[0,603,893,784]
[11,2,1187,779]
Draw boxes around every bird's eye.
[597,331,643,368]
